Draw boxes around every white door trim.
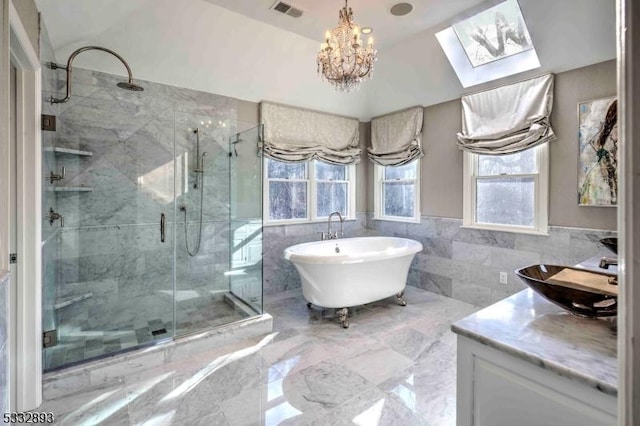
[8,0,42,411]
[618,0,640,424]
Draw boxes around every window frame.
[263,158,357,226]
[462,143,549,235]
[373,160,421,223]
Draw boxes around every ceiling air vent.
[271,1,303,18]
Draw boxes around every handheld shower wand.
[182,127,208,257]
[192,128,208,189]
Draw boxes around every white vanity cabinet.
[456,334,617,426]
[452,289,618,426]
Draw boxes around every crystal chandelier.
[317,0,377,93]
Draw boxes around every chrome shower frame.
[47,46,143,104]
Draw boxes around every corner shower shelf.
[49,186,94,192]
[44,147,93,157]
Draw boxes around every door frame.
[618,0,640,424]
[4,0,42,411]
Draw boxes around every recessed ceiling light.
[361,27,373,34]
[390,2,413,16]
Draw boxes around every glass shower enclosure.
[40,68,263,371]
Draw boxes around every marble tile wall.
[366,215,617,307]
[44,66,241,340]
[266,214,616,307]
[262,213,370,295]
[0,273,8,415]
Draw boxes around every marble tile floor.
[37,286,478,425]
[45,298,249,371]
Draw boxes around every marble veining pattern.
[268,215,616,307]
[39,286,478,425]
[366,214,617,307]
[451,289,617,396]
[40,65,262,368]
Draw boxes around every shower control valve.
[49,167,66,184]
[46,208,64,227]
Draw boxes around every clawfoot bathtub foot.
[336,307,349,328]
[396,291,407,306]
[307,302,312,309]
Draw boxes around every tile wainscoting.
[367,215,617,307]
[264,214,616,307]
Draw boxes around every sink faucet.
[326,211,344,240]
[599,257,618,269]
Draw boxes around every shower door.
[42,70,177,370]
[41,67,265,371]
[173,111,246,336]
[229,125,264,313]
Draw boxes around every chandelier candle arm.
[317,0,378,92]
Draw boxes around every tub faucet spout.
[327,211,344,240]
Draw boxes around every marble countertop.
[452,287,617,396]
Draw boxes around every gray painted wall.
[388,60,617,230]
[550,61,617,229]
[10,0,39,56]
[421,99,463,219]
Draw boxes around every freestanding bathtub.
[284,236,423,328]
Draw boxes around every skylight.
[452,0,533,67]
[436,0,540,88]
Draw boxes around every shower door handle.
[160,213,166,243]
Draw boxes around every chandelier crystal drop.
[317,0,378,93]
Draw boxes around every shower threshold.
[42,312,272,401]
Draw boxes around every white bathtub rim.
[284,236,423,265]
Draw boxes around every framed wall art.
[577,96,618,206]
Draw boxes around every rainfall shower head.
[117,81,144,92]
[48,46,143,103]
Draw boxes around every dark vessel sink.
[599,237,618,254]
[515,264,617,318]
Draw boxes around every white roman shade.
[368,106,424,166]
[260,102,361,165]
[456,74,556,155]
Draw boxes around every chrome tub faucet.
[327,211,344,240]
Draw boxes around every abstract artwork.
[578,97,618,206]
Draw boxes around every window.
[435,0,540,88]
[452,0,534,68]
[373,160,420,223]
[264,158,356,224]
[463,144,549,234]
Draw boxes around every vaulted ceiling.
[36,0,616,121]
[203,0,488,47]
